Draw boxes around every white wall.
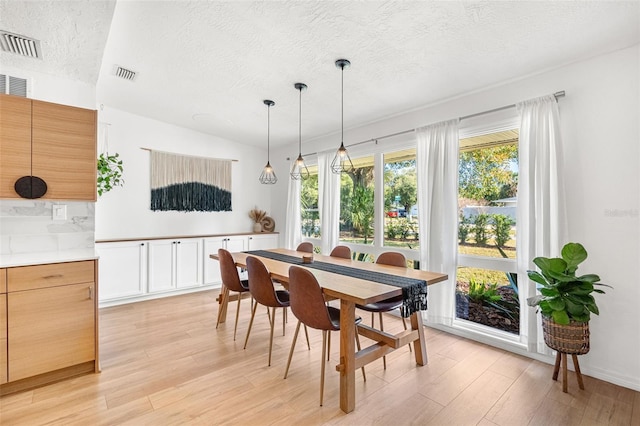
[0,64,96,109]
[94,106,274,240]
[272,45,640,391]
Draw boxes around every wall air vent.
[0,30,41,59]
[113,65,138,81]
[0,74,28,97]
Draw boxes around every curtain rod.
[140,147,238,162]
[302,90,565,157]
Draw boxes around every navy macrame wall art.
[150,150,232,212]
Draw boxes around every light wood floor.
[1,290,638,425]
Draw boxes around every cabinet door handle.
[141,243,145,246]
[89,286,93,299]
[44,274,63,279]
[177,241,181,244]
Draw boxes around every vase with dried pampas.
[249,207,267,232]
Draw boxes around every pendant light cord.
[267,104,271,161]
[298,86,302,155]
[341,63,344,145]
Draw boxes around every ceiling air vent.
[0,30,41,59]
[113,65,138,81]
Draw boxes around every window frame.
[453,109,522,342]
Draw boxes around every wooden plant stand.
[552,351,585,393]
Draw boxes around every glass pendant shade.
[290,83,309,180]
[259,99,277,184]
[331,59,354,174]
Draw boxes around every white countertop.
[0,249,99,268]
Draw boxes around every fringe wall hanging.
[149,150,233,212]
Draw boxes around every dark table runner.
[245,250,427,317]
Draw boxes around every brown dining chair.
[244,256,308,366]
[284,265,366,406]
[356,251,410,369]
[216,248,251,341]
[296,242,314,253]
[329,245,351,259]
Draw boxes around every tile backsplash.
[0,200,95,255]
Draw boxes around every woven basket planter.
[542,315,590,355]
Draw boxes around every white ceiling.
[1,1,639,148]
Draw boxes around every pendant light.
[331,59,354,174]
[259,99,278,184]
[290,82,309,180]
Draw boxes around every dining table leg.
[410,310,428,365]
[339,299,356,413]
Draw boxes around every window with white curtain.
[300,164,319,238]
[338,155,375,246]
[455,124,521,337]
[383,148,419,252]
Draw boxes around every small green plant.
[527,242,610,325]
[468,278,502,304]
[492,214,514,247]
[467,278,519,321]
[97,152,124,196]
[386,218,415,240]
[459,214,472,244]
[473,213,489,245]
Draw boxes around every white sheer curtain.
[284,177,302,250]
[318,151,340,255]
[416,119,460,326]
[516,95,567,353]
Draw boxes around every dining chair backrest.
[296,242,314,253]
[246,256,284,308]
[330,245,351,259]
[218,248,246,293]
[288,266,338,331]
[376,251,406,268]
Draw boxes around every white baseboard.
[99,284,221,308]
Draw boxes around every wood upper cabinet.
[0,95,32,198]
[0,94,97,201]
[32,100,97,200]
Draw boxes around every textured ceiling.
[1,1,639,149]
[0,0,116,84]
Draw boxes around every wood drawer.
[7,261,95,292]
[0,268,6,293]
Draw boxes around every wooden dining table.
[210,248,448,413]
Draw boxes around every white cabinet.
[176,238,202,288]
[248,234,279,250]
[97,233,277,305]
[203,236,247,286]
[96,241,147,301]
[147,240,174,292]
[148,238,202,293]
